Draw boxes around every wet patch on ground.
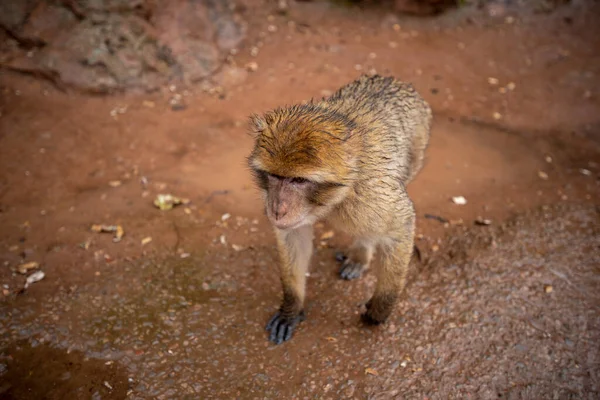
[0,341,129,400]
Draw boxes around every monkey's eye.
[290,177,309,184]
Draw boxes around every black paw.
[339,261,363,280]
[265,310,305,344]
[361,311,383,326]
[336,251,364,280]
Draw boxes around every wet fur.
[248,74,432,343]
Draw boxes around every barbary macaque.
[247,74,432,344]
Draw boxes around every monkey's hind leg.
[335,238,375,280]
[407,112,432,182]
[362,220,414,325]
[267,224,313,344]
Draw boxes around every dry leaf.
[91,224,125,242]
[326,337,338,343]
[17,261,39,275]
[320,230,334,240]
[365,368,379,376]
[114,225,124,242]
[153,194,189,211]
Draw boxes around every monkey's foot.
[361,294,397,325]
[265,310,306,344]
[335,252,364,280]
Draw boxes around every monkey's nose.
[275,203,288,220]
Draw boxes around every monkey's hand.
[266,310,306,344]
[335,252,365,280]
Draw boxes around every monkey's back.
[324,75,432,184]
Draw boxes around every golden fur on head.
[248,103,358,184]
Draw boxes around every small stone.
[267,24,277,33]
[221,213,231,221]
[506,82,516,91]
[579,168,592,176]
[475,217,492,226]
[493,112,502,120]
[538,171,549,180]
[231,244,244,251]
[451,196,467,205]
[141,237,152,246]
[488,77,499,85]
[544,285,553,293]
[245,62,258,72]
[545,156,553,163]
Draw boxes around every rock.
[20,2,78,45]
[154,0,246,84]
[0,0,37,33]
[0,0,246,92]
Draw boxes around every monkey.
[247,74,432,344]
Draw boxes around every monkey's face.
[250,166,351,230]
[247,107,355,230]
[258,173,318,230]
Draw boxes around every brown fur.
[248,74,432,344]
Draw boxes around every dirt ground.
[1,1,599,399]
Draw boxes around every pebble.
[245,62,259,72]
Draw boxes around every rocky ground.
[0,0,599,399]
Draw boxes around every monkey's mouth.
[270,217,309,231]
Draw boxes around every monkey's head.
[247,105,357,230]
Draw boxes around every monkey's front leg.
[266,224,313,344]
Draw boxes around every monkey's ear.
[248,114,267,136]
